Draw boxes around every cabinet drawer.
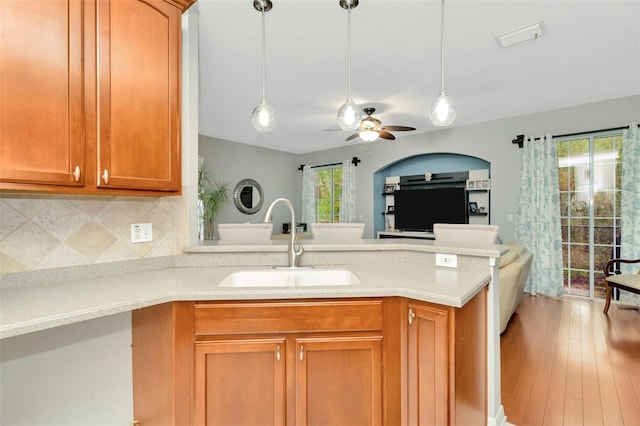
[194,299,383,336]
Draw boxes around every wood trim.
[452,286,487,425]
[194,299,384,336]
[161,0,196,12]
[132,302,193,425]
[382,297,404,425]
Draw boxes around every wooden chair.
[603,258,640,314]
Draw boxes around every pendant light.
[336,0,363,131]
[251,0,276,132]
[429,0,457,127]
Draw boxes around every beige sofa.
[431,225,532,333]
[499,241,533,333]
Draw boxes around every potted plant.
[198,160,229,240]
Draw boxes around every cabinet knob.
[72,166,81,182]
[276,345,281,361]
[299,346,304,361]
[408,308,416,325]
[102,169,109,184]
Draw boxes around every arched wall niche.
[373,153,491,234]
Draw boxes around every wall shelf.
[380,169,490,236]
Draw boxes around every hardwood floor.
[501,295,640,426]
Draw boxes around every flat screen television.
[393,187,467,232]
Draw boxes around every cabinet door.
[295,336,383,426]
[194,338,286,426]
[96,0,181,192]
[407,303,450,426]
[0,0,85,187]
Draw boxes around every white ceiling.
[197,0,640,154]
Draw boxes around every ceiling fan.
[346,107,416,142]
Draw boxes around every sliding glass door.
[557,132,623,298]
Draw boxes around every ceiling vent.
[496,22,544,48]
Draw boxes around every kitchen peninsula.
[1,239,507,425]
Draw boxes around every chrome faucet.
[263,198,304,268]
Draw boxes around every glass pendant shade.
[252,1,275,132]
[429,92,457,127]
[359,129,379,142]
[337,98,363,131]
[252,101,277,132]
[429,0,457,127]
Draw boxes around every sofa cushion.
[499,242,526,269]
[499,245,533,333]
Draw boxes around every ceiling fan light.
[337,98,364,131]
[429,92,457,127]
[252,101,277,132]
[359,129,379,142]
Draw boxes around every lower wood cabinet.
[194,338,287,426]
[191,300,383,426]
[192,334,382,426]
[294,336,382,425]
[132,293,486,425]
[406,290,487,425]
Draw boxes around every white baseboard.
[488,404,509,426]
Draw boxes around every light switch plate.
[435,253,457,268]
[131,223,152,243]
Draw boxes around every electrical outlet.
[131,223,152,243]
[435,253,457,268]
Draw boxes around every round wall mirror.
[233,178,264,215]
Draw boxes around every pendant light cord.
[347,8,352,98]
[261,9,267,102]
[440,0,445,94]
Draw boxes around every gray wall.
[1,313,133,425]
[297,95,640,242]
[200,95,639,242]
[199,136,300,232]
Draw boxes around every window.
[314,165,343,223]
[557,132,623,298]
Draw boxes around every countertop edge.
[0,267,492,340]
[2,241,503,339]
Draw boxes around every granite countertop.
[0,239,506,339]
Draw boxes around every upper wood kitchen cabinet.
[96,0,183,192]
[0,0,194,195]
[0,0,85,188]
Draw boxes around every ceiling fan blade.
[345,132,361,141]
[380,125,416,132]
[378,130,396,140]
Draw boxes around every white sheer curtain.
[619,123,640,306]
[301,165,316,224]
[339,160,356,223]
[515,134,564,296]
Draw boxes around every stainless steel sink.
[218,269,361,287]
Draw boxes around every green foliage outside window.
[557,134,624,298]
[315,166,342,223]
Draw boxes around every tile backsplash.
[0,190,189,273]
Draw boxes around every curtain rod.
[298,156,360,171]
[512,124,633,148]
